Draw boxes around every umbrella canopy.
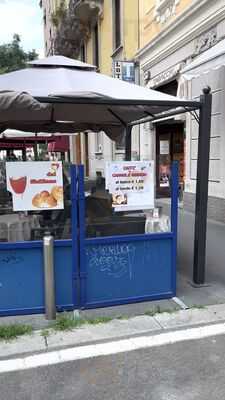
[0,56,199,140]
[0,129,57,150]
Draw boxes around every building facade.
[136,0,225,221]
[40,0,69,56]
[40,0,140,178]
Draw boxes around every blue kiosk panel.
[84,236,174,308]
[0,241,74,316]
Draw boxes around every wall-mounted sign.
[105,161,154,212]
[6,161,64,211]
[113,61,135,83]
[160,140,170,155]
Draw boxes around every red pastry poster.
[6,161,64,211]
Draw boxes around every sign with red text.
[105,161,154,212]
[6,161,64,211]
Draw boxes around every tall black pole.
[22,147,26,161]
[193,87,212,285]
[125,126,132,161]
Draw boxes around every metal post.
[22,147,26,161]
[125,126,132,161]
[43,231,56,320]
[171,161,179,295]
[34,141,38,161]
[193,87,212,285]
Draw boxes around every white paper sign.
[160,140,170,155]
[6,161,64,211]
[105,161,154,212]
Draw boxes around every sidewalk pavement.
[1,302,225,361]
[1,269,225,331]
[1,201,225,361]
[157,198,225,285]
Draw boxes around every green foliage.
[0,34,38,74]
[144,305,180,316]
[41,329,50,338]
[0,324,33,341]
[51,313,113,332]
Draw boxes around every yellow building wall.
[84,0,139,76]
[86,36,93,67]
[139,0,193,49]
[99,0,113,75]
[123,0,139,60]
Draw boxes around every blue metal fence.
[0,240,74,316]
[77,162,178,309]
[0,162,178,316]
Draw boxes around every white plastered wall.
[185,66,225,199]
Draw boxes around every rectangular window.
[115,130,125,151]
[93,23,99,69]
[114,0,121,49]
[95,132,103,153]
[80,44,86,62]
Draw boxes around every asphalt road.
[1,333,225,400]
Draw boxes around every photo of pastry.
[112,193,127,206]
[32,186,63,208]
[51,186,63,202]
[6,161,64,212]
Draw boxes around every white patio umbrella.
[0,56,199,140]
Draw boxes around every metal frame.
[35,94,210,287]
[77,162,179,309]
[35,96,200,108]
[0,239,75,316]
[70,164,79,307]
[0,166,79,317]
[193,87,212,284]
[77,165,86,308]
[0,87,212,317]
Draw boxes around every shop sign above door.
[6,161,64,211]
[147,63,182,88]
[105,161,154,212]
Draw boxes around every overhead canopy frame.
[0,55,212,286]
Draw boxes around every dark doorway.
[156,122,184,197]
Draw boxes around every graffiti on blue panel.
[0,252,24,265]
[86,243,136,279]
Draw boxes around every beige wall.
[84,0,139,74]
[123,0,139,59]
[139,0,193,50]
[98,0,113,75]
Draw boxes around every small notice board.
[105,161,154,212]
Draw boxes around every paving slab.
[80,299,176,320]
[154,309,222,329]
[46,316,161,350]
[2,305,225,360]
[207,304,225,320]
[0,333,46,359]
[176,273,225,307]
[0,314,51,330]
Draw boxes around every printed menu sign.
[105,161,154,212]
[6,161,64,211]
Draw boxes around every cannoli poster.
[105,161,154,212]
[6,162,64,211]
